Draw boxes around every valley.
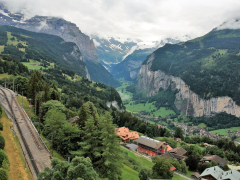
[0,1,240,180]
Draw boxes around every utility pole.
[4,77,6,88]
[13,79,14,92]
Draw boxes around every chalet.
[200,166,240,180]
[135,136,171,156]
[160,147,187,161]
[200,155,228,166]
[115,127,140,142]
[191,172,200,179]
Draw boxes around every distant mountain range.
[91,34,191,80]
[0,3,119,87]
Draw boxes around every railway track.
[0,88,51,179]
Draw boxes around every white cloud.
[217,19,240,30]
[92,39,101,47]
[1,0,240,41]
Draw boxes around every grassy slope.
[0,112,33,180]
[210,127,240,135]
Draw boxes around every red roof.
[170,166,176,171]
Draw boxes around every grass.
[7,32,28,46]
[0,45,4,53]
[0,73,11,79]
[16,94,31,117]
[198,123,207,128]
[210,127,240,136]
[0,112,33,180]
[122,165,139,180]
[173,173,188,180]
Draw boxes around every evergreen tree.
[96,112,122,180]
[139,169,148,180]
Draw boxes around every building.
[115,127,140,142]
[200,166,240,180]
[160,147,187,161]
[200,155,228,166]
[135,136,171,156]
[191,172,200,179]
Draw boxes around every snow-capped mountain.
[91,34,192,73]
[0,3,120,87]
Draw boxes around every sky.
[2,0,240,42]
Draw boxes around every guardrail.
[0,88,40,176]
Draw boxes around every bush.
[0,168,8,180]
[0,122,3,131]
[0,136,5,149]
[0,150,8,167]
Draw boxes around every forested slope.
[144,28,240,105]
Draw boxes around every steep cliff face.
[0,7,120,86]
[138,54,240,117]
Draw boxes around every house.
[200,166,240,180]
[191,172,200,179]
[204,143,212,147]
[135,136,171,156]
[200,155,228,166]
[160,147,187,161]
[176,138,181,142]
[115,127,140,142]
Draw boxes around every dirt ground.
[1,114,33,180]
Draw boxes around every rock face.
[21,16,99,64]
[0,5,120,86]
[138,53,240,117]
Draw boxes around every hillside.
[0,4,119,87]
[137,21,240,119]
[0,25,87,78]
[143,27,240,104]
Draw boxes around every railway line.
[0,87,51,179]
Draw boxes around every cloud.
[1,0,240,41]
[217,19,240,30]
[92,39,101,47]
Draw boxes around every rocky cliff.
[0,5,120,86]
[138,53,240,117]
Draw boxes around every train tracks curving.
[0,88,51,179]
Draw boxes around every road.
[0,88,51,179]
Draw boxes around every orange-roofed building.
[115,127,139,142]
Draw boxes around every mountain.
[92,34,191,75]
[91,34,141,71]
[111,37,190,81]
[0,25,88,77]
[138,19,240,118]
[0,3,119,87]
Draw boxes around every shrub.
[0,136,5,149]
[0,150,8,167]
[0,122,3,131]
[0,168,8,180]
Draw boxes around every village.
[173,122,240,144]
[115,126,240,180]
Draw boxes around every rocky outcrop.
[138,53,240,117]
[19,16,99,64]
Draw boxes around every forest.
[146,28,240,105]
